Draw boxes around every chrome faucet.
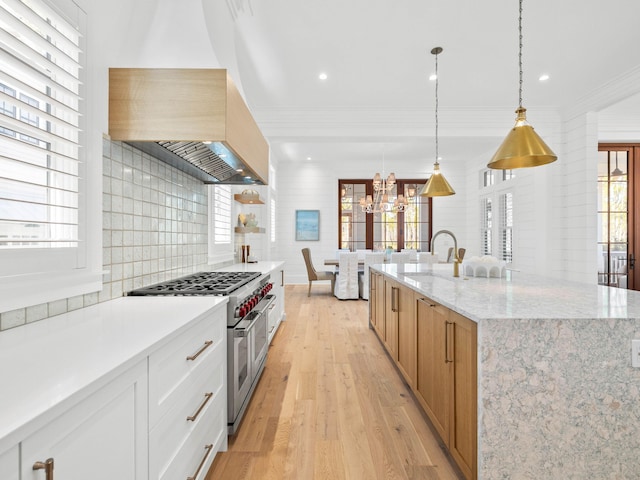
[430,229,460,277]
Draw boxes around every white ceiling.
[204,0,640,172]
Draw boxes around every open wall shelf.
[234,226,265,234]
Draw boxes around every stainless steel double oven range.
[129,270,275,434]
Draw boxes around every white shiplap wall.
[274,158,469,285]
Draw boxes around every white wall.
[274,157,470,285]
[276,161,340,285]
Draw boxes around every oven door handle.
[255,294,275,315]
[234,311,262,338]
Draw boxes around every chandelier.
[358,172,410,213]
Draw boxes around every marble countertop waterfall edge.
[372,263,640,479]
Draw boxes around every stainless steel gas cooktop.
[127,271,261,296]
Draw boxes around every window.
[481,197,492,255]
[597,147,629,287]
[481,169,494,187]
[500,192,513,263]
[502,169,515,181]
[338,180,431,251]
[270,197,276,243]
[0,0,83,252]
[480,166,514,263]
[269,164,276,243]
[0,0,95,312]
[212,185,231,245]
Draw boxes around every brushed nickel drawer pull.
[187,392,213,422]
[33,458,54,480]
[187,444,213,480]
[186,340,213,361]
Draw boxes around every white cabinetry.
[22,360,147,480]
[0,445,18,480]
[149,307,227,480]
[268,266,285,342]
[0,297,228,480]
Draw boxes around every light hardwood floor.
[207,284,463,480]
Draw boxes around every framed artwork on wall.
[295,210,320,241]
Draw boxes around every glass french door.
[597,145,640,289]
[338,180,432,252]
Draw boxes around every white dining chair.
[356,249,372,261]
[390,252,411,264]
[401,249,418,262]
[359,252,385,300]
[418,252,438,264]
[334,252,359,300]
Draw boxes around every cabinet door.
[369,270,379,329]
[384,279,398,360]
[449,311,477,480]
[268,268,285,341]
[416,296,450,442]
[374,272,385,339]
[396,287,417,387]
[22,360,148,480]
[0,445,18,480]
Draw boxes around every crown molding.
[563,65,640,120]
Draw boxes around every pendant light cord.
[435,50,439,165]
[518,0,523,109]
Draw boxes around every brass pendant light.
[487,0,557,170]
[420,47,455,197]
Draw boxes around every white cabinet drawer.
[148,307,225,426]
[151,388,226,480]
[149,346,225,476]
[0,445,18,480]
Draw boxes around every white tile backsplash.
[0,138,211,331]
[101,140,209,300]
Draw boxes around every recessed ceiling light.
[429,74,437,81]
[307,156,312,161]
[539,74,550,81]
[236,168,243,172]
[318,72,328,80]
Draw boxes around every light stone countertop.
[372,262,640,479]
[0,295,227,453]
[373,262,636,321]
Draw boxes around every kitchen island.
[371,263,640,480]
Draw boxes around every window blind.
[213,185,231,245]
[481,197,492,255]
[270,197,276,243]
[500,192,513,263]
[482,169,494,188]
[502,169,515,181]
[0,0,82,248]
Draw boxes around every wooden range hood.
[109,68,269,184]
